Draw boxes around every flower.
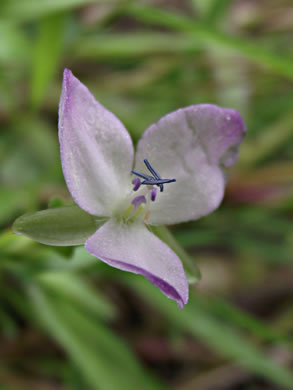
[59,69,246,308]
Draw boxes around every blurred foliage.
[1,0,293,389]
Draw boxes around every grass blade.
[126,4,293,79]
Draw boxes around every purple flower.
[59,69,246,308]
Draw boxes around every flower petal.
[135,104,245,225]
[59,69,134,217]
[85,219,188,308]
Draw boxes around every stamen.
[131,159,176,192]
[131,195,146,211]
[131,170,153,181]
[144,159,161,180]
[132,177,141,191]
[151,187,157,201]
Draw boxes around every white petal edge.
[135,104,245,225]
[59,69,134,217]
[85,219,189,308]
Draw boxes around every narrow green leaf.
[38,271,116,320]
[197,296,293,349]
[127,4,293,79]
[0,21,30,62]
[191,0,232,25]
[204,0,233,25]
[1,0,114,22]
[54,298,168,390]
[31,13,67,109]
[239,112,293,167]
[190,0,214,16]
[13,205,104,246]
[74,33,198,59]
[30,286,169,390]
[128,278,293,390]
[30,286,114,390]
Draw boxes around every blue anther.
[131,159,176,192]
[144,159,161,179]
[130,170,153,181]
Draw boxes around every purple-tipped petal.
[198,107,246,167]
[58,69,134,217]
[85,219,189,308]
[135,104,245,225]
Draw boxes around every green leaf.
[74,32,198,59]
[127,4,293,79]
[239,112,293,167]
[30,285,169,390]
[12,205,104,246]
[31,13,67,109]
[190,0,214,16]
[128,278,293,390]
[1,0,116,22]
[0,21,30,62]
[38,271,116,320]
[203,0,233,25]
[197,296,293,349]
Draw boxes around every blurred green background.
[1,0,293,389]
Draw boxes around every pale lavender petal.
[135,104,245,225]
[85,219,189,308]
[58,69,134,217]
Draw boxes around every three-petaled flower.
[16,69,246,308]
[59,69,246,308]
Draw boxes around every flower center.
[121,179,157,223]
[120,159,176,224]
